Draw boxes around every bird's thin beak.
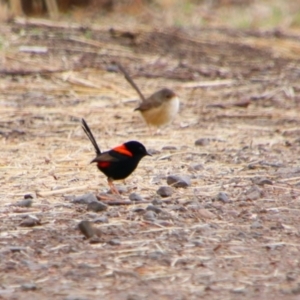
[90,158,97,164]
[146,151,152,156]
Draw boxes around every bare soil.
[1,17,300,300]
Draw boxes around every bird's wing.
[135,94,164,111]
[91,152,119,163]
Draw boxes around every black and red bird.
[81,119,151,194]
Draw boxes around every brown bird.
[117,63,179,129]
[81,119,151,195]
[134,88,179,127]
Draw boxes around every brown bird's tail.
[81,119,101,156]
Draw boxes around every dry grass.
[1,10,300,300]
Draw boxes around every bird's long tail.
[81,119,101,155]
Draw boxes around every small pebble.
[152,198,163,205]
[129,193,143,202]
[170,205,187,212]
[108,239,121,246]
[21,283,37,291]
[14,199,32,207]
[250,220,263,229]
[127,294,142,300]
[216,192,230,203]
[167,175,191,188]
[198,208,216,219]
[132,207,145,213]
[72,193,98,205]
[143,211,157,222]
[245,186,263,201]
[89,236,102,244]
[24,194,34,199]
[9,246,27,252]
[192,239,204,247]
[64,296,88,300]
[286,271,297,282]
[162,146,177,151]
[257,178,273,186]
[87,201,107,212]
[156,186,173,197]
[146,205,163,214]
[78,221,95,239]
[231,287,247,294]
[93,216,109,223]
[19,216,41,227]
[147,148,160,155]
[106,64,119,72]
[195,138,210,146]
[189,164,204,171]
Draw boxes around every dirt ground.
[1,15,300,300]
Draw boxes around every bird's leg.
[108,179,121,196]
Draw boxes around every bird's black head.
[124,141,151,158]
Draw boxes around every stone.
[72,193,98,205]
[87,201,107,212]
[167,175,191,188]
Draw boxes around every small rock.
[108,239,121,246]
[156,186,173,197]
[257,178,273,186]
[129,193,143,202]
[89,236,102,244]
[162,146,177,151]
[152,198,163,205]
[143,211,157,222]
[167,175,191,188]
[19,216,41,227]
[195,138,210,146]
[248,163,256,169]
[64,296,88,300]
[191,239,204,247]
[170,205,187,212]
[72,193,98,205]
[24,194,34,199]
[14,199,32,207]
[132,207,145,213]
[78,221,96,239]
[216,192,230,203]
[146,205,163,214]
[265,242,285,251]
[127,294,142,300]
[93,216,109,223]
[231,286,246,294]
[21,283,37,291]
[286,271,298,282]
[147,251,164,260]
[294,138,300,144]
[107,64,119,72]
[157,220,173,226]
[245,186,263,200]
[147,148,160,155]
[9,246,27,252]
[250,220,263,229]
[87,201,107,212]
[189,164,204,171]
[198,209,216,219]
[251,177,273,186]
